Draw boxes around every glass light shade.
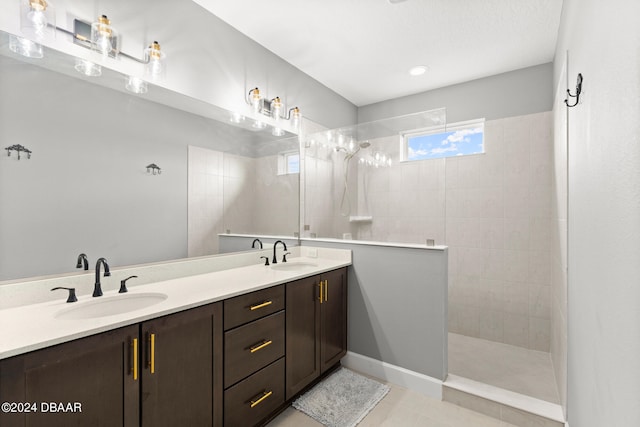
[144,41,165,77]
[271,97,282,120]
[249,88,262,113]
[290,107,301,127]
[74,58,102,77]
[272,127,285,137]
[20,0,55,40]
[125,76,148,94]
[91,15,118,56]
[9,34,43,58]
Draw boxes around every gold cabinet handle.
[149,333,156,374]
[132,338,138,381]
[249,340,273,353]
[318,281,323,304]
[324,279,328,302]
[249,390,273,408]
[249,300,273,311]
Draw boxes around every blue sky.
[407,126,484,161]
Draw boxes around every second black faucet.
[272,240,288,264]
[93,257,111,297]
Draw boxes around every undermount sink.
[270,261,319,271]
[55,292,168,320]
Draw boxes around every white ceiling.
[193,0,563,107]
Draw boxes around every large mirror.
[0,31,300,281]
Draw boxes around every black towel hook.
[565,73,583,108]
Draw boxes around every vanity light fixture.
[20,0,56,40]
[245,87,301,127]
[272,127,285,137]
[125,75,148,94]
[13,5,166,82]
[229,112,245,124]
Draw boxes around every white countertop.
[0,251,351,360]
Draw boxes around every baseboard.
[341,351,443,400]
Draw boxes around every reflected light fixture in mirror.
[74,58,102,76]
[229,112,245,124]
[249,87,262,112]
[9,34,43,58]
[271,96,282,120]
[144,41,165,78]
[20,0,56,40]
[125,76,148,94]
[272,127,285,136]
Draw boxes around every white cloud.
[441,127,483,145]
[431,144,458,154]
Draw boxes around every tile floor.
[448,333,560,404]
[267,375,518,427]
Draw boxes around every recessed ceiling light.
[409,65,428,76]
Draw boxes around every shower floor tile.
[448,333,560,404]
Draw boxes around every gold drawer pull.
[249,300,273,311]
[132,338,138,381]
[318,281,323,304]
[250,390,273,408]
[149,333,156,374]
[249,340,273,353]
[324,280,328,302]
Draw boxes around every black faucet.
[252,238,263,249]
[93,257,111,297]
[76,253,89,270]
[272,240,288,264]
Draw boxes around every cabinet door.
[0,325,139,427]
[285,275,321,400]
[140,302,222,427]
[320,268,348,374]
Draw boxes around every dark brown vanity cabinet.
[285,267,347,400]
[140,302,223,427]
[223,285,286,427]
[0,325,140,427]
[0,302,223,427]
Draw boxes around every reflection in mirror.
[302,109,446,243]
[0,31,300,281]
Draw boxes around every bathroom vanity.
[0,247,350,427]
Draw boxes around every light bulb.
[96,35,112,54]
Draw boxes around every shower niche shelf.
[349,216,373,223]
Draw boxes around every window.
[277,152,300,175]
[401,119,484,161]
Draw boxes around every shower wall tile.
[446,112,552,351]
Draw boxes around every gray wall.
[358,63,553,124]
[303,240,448,380]
[555,1,640,426]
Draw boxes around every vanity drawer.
[224,311,285,388]
[224,358,285,427]
[224,285,285,330]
